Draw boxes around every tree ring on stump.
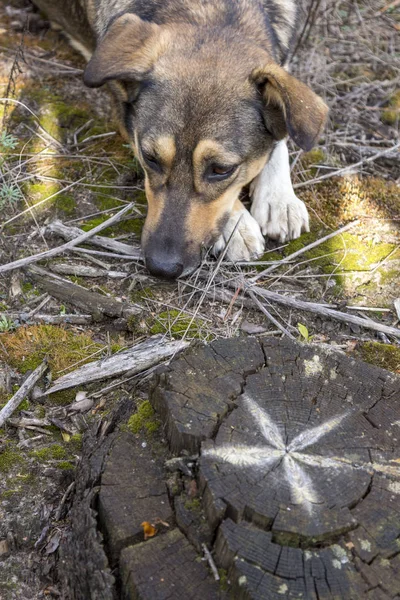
[152,337,400,599]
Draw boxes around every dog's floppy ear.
[84,14,168,88]
[252,64,328,151]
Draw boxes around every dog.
[31,0,328,279]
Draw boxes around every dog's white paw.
[212,207,265,261]
[250,183,310,243]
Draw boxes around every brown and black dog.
[32,0,328,278]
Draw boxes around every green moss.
[55,194,76,216]
[18,398,30,411]
[130,287,156,304]
[150,309,207,339]
[255,250,282,272]
[301,148,326,176]
[24,180,60,210]
[218,569,229,592]
[35,406,46,419]
[127,400,160,435]
[0,448,24,473]
[57,461,75,470]
[184,498,202,511]
[69,433,83,451]
[357,342,400,374]
[52,389,77,407]
[31,444,67,462]
[112,216,144,237]
[284,231,397,276]
[81,216,109,232]
[381,90,400,125]
[300,175,400,228]
[0,324,104,375]
[82,214,144,238]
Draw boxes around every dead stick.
[293,143,400,190]
[26,265,141,320]
[0,360,48,428]
[247,289,296,340]
[247,285,400,339]
[4,313,93,325]
[46,220,141,257]
[252,220,359,281]
[202,543,220,582]
[0,203,134,274]
[42,336,189,396]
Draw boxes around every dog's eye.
[207,164,237,181]
[142,151,161,172]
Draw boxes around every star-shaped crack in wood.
[202,395,400,513]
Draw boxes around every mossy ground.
[0,324,104,375]
[381,89,400,125]
[150,309,211,340]
[357,342,400,374]
[126,400,160,435]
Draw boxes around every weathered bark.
[43,336,189,396]
[26,265,141,322]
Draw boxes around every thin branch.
[293,143,400,190]
[0,203,134,274]
[247,289,297,340]
[247,285,400,339]
[0,360,48,428]
[252,220,359,281]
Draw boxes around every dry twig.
[0,203,134,273]
[0,360,48,428]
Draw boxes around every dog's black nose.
[146,255,184,279]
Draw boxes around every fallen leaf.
[297,322,310,342]
[345,542,355,550]
[141,521,157,540]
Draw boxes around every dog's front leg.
[212,200,265,261]
[250,140,310,242]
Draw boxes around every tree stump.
[151,338,400,599]
[59,338,400,599]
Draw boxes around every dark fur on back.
[33,0,298,65]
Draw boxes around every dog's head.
[84,14,328,278]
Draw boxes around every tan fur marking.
[185,151,268,246]
[143,135,176,170]
[193,139,241,167]
[142,177,165,242]
[193,139,241,191]
[185,184,243,246]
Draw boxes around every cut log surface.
[98,433,173,564]
[151,338,400,599]
[120,529,221,600]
